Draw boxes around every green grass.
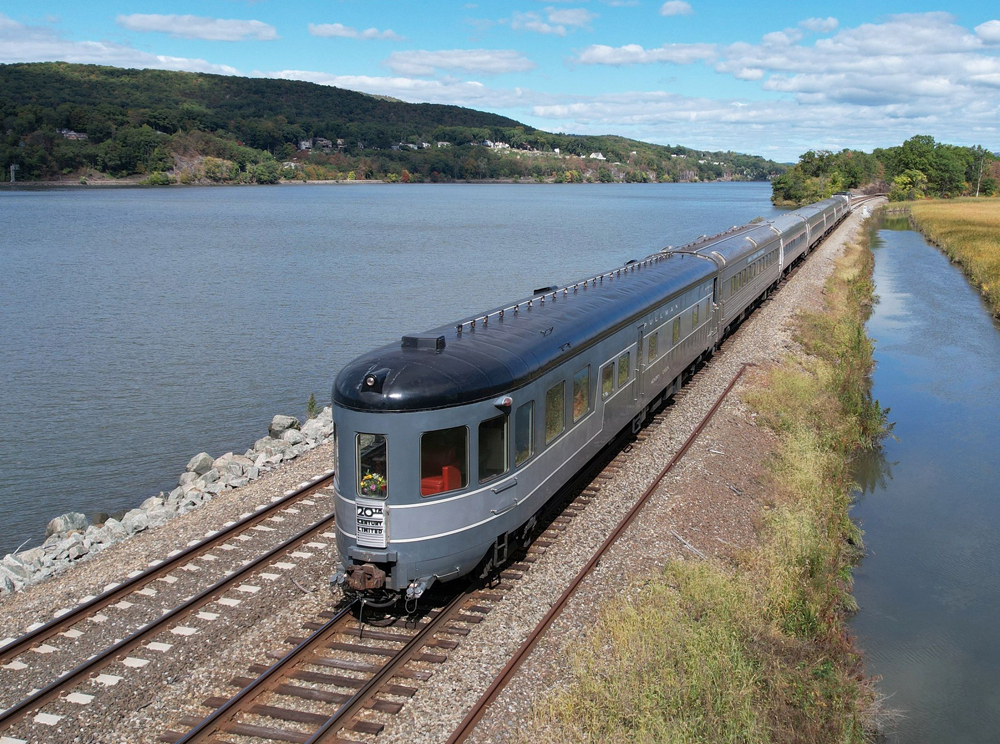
[909,199,1000,316]
[524,227,887,744]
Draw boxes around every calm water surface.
[0,182,781,554]
[852,217,1000,742]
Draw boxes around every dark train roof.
[334,252,716,412]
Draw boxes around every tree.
[888,169,928,201]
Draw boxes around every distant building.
[589,152,606,160]
[336,138,346,149]
[57,128,88,141]
[437,141,451,148]
[406,143,419,150]
[420,141,431,149]
[299,139,313,151]
[482,139,494,148]
[553,148,560,155]
[492,141,510,150]
[314,137,333,151]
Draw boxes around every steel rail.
[0,470,335,665]
[0,510,337,733]
[446,362,752,744]
[172,600,359,744]
[305,590,470,744]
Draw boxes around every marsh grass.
[525,228,887,744]
[909,199,1000,316]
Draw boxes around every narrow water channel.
[851,214,1000,742]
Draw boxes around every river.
[852,214,1000,742]
[0,182,782,555]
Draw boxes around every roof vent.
[401,334,446,352]
[533,285,558,296]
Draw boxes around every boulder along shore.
[0,408,334,596]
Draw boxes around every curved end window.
[515,401,534,466]
[357,433,387,499]
[573,366,591,422]
[332,423,339,482]
[545,382,566,444]
[420,426,468,497]
[479,415,508,483]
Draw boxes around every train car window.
[692,304,699,326]
[545,382,566,444]
[618,352,630,388]
[478,415,508,483]
[648,332,658,362]
[573,366,591,422]
[357,433,387,499]
[420,426,468,497]
[332,424,339,478]
[672,317,680,344]
[514,402,534,466]
[601,363,614,400]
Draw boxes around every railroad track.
[0,469,337,740]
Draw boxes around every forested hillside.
[0,62,784,184]
[771,135,997,205]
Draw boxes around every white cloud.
[263,69,542,109]
[547,8,598,27]
[308,23,403,41]
[384,49,536,76]
[0,13,239,72]
[976,20,1000,44]
[714,12,1000,110]
[116,14,276,42]
[574,43,715,65]
[510,7,596,36]
[659,2,693,17]
[799,17,838,34]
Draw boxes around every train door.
[635,323,646,402]
[779,237,785,271]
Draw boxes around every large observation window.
[545,381,566,444]
[357,433,387,499]
[515,402,534,466]
[573,366,591,422]
[479,415,508,483]
[420,426,468,497]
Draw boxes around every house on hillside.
[314,138,333,151]
[437,141,451,148]
[57,128,88,141]
[299,139,313,151]
[589,152,606,160]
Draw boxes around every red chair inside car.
[421,464,462,496]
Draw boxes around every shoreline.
[0,177,769,190]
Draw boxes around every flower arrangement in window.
[359,471,387,497]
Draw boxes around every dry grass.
[523,230,886,744]
[909,199,1000,316]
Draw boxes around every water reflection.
[850,213,1000,743]
[853,445,895,497]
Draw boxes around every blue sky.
[1,1,998,161]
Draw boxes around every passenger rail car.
[330,194,851,605]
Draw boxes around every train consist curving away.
[330,194,852,607]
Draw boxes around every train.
[329,194,852,607]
